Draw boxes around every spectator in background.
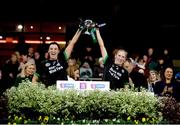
[93,57,104,79]
[123,58,148,91]
[18,52,28,72]
[67,57,77,67]
[154,67,176,97]
[81,45,95,69]
[80,61,93,80]
[15,62,37,86]
[2,53,19,89]
[44,51,49,60]
[156,55,166,75]
[135,55,146,75]
[67,64,80,81]
[147,70,161,92]
[163,48,174,68]
[146,47,157,71]
[27,46,35,58]
[34,51,43,72]
[18,52,35,73]
[14,51,21,62]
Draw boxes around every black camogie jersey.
[103,57,129,90]
[37,52,68,87]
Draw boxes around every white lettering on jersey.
[47,61,64,74]
[109,67,122,80]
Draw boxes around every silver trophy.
[83,19,96,35]
[79,19,106,43]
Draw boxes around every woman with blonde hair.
[67,64,80,81]
[15,62,38,86]
[147,70,161,92]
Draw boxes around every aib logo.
[60,83,74,88]
[91,84,105,89]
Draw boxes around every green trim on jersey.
[103,54,108,64]
[63,50,68,61]
[103,49,108,64]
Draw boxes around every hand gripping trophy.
[79,19,106,43]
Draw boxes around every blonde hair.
[147,70,161,83]
[18,62,36,78]
[67,64,79,80]
[113,48,128,58]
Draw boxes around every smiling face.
[114,50,127,66]
[149,70,159,82]
[123,61,134,73]
[25,64,36,76]
[48,44,60,60]
[164,67,173,81]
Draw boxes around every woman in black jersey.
[35,28,82,87]
[95,28,129,90]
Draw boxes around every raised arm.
[64,28,82,59]
[96,28,108,63]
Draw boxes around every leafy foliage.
[5,81,163,124]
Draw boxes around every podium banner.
[57,81,110,91]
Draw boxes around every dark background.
[0,0,180,58]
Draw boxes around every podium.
[57,80,110,91]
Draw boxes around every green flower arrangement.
[5,81,163,124]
